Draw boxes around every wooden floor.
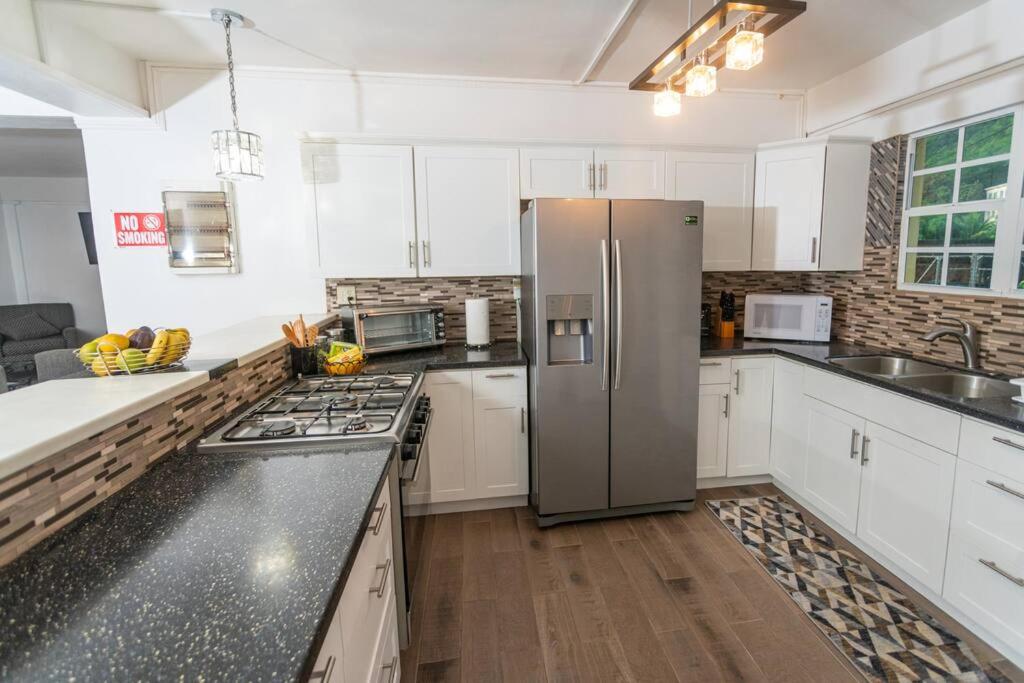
[400,484,1023,682]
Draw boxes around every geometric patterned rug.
[705,496,1008,683]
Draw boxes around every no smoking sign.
[114,212,167,247]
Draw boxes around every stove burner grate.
[321,393,359,409]
[261,419,298,437]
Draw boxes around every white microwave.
[744,294,833,342]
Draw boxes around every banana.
[146,330,170,365]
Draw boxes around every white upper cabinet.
[595,148,666,199]
[304,143,418,278]
[520,147,594,199]
[666,151,754,271]
[414,146,521,277]
[752,136,870,272]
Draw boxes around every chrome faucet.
[920,317,981,370]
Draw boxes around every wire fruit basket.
[76,333,192,376]
[323,355,367,376]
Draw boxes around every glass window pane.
[906,214,947,247]
[910,170,955,207]
[950,211,998,246]
[947,253,993,289]
[958,160,1009,202]
[904,253,943,285]
[962,114,1013,162]
[914,130,958,170]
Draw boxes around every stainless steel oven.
[339,304,446,355]
[397,392,432,648]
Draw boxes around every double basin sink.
[828,355,1019,401]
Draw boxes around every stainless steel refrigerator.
[520,198,703,526]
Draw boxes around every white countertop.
[0,312,338,481]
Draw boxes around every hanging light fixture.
[653,81,682,117]
[684,51,717,97]
[210,8,264,181]
[725,18,764,70]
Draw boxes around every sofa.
[0,304,82,372]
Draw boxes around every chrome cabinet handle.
[370,557,392,598]
[603,163,608,190]
[370,501,388,536]
[979,558,1024,587]
[861,435,870,465]
[601,239,610,391]
[310,655,336,682]
[722,393,729,418]
[613,239,623,390]
[485,373,517,379]
[811,237,818,264]
[733,370,740,395]
[587,162,595,191]
[986,479,1024,501]
[700,362,722,367]
[408,241,416,269]
[850,429,860,459]
[422,240,431,267]
[521,407,525,433]
[993,436,1024,452]
[379,656,399,683]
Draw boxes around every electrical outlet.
[338,286,357,305]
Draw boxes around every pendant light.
[725,18,764,70]
[210,8,264,181]
[653,81,681,117]
[685,50,717,97]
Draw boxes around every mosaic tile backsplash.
[703,134,1024,375]
[326,276,519,343]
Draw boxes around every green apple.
[116,348,148,373]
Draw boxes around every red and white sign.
[114,212,167,247]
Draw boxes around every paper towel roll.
[465,298,491,347]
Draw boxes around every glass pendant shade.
[653,85,681,117]
[726,28,764,70]
[212,129,264,180]
[684,62,717,97]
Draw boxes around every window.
[899,106,1024,296]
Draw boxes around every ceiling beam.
[575,0,642,85]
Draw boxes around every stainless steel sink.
[894,373,1019,400]
[828,355,946,377]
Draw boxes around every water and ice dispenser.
[545,295,593,366]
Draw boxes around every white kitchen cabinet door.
[520,147,594,199]
[856,422,956,594]
[769,358,807,496]
[726,357,774,477]
[473,396,529,497]
[406,372,476,504]
[752,142,826,271]
[697,383,730,479]
[304,143,418,277]
[413,146,521,276]
[665,151,754,271]
[308,607,344,683]
[594,148,666,199]
[802,397,865,534]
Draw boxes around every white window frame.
[898,104,1024,297]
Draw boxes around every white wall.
[81,66,805,335]
[806,0,1024,139]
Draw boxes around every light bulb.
[653,84,681,117]
[726,21,764,71]
[684,54,717,97]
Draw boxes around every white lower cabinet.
[855,423,955,594]
[696,383,730,479]
[802,396,865,535]
[410,367,528,506]
[768,358,806,495]
[309,608,344,682]
[725,357,774,477]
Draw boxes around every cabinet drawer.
[959,418,1024,482]
[699,358,732,385]
[471,367,527,399]
[369,601,400,683]
[340,483,394,683]
[951,458,1024,560]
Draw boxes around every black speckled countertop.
[0,443,394,682]
[701,336,1024,435]
[364,341,526,373]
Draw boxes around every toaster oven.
[339,304,446,354]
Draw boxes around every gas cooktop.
[197,372,423,453]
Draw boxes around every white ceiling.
[0,129,87,177]
[38,0,989,90]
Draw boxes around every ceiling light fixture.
[653,81,682,117]
[725,18,765,70]
[685,51,717,97]
[210,8,264,181]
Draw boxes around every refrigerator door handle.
[613,239,623,390]
[601,239,610,391]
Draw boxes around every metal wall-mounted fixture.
[632,0,806,116]
[210,8,264,181]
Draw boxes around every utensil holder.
[290,346,320,376]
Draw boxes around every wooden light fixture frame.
[629,0,807,92]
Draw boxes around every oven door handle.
[402,405,432,482]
